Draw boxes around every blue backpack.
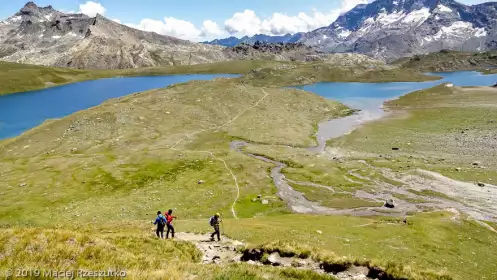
[158,216,167,227]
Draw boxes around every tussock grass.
[179,212,497,280]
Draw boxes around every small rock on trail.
[384,199,395,208]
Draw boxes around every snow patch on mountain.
[377,10,405,25]
[402,8,430,25]
[8,16,22,23]
[475,28,487,38]
[426,21,485,42]
[338,29,351,38]
[438,5,453,13]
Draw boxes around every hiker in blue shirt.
[152,211,167,239]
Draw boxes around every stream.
[230,71,497,220]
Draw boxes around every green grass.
[241,62,438,87]
[0,226,341,280]
[1,59,497,280]
[178,212,497,280]
[0,78,344,225]
[332,85,497,183]
[407,190,457,202]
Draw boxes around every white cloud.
[201,20,225,37]
[127,17,208,41]
[118,0,373,41]
[224,9,338,37]
[224,10,262,37]
[79,1,106,17]
[341,0,370,14]
[222,0,369,37]
[60,9,76,14]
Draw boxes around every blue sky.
[0,0,492,41]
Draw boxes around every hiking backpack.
[159,216,167,227]
[209,216,215,226]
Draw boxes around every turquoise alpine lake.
[1,71,496,141]
[292,71,497,152]
[0,74,238,139]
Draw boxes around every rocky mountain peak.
[300,0,497,60]
[23,1,37,9]
[20,2,55,15]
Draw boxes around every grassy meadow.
[0,60,496,279]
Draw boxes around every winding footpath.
[170,89,270,219]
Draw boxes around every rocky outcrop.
[228,41,323,61]
[0,3,233,69]
[205,33,303,47]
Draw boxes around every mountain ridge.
[301,0,497,59]
[204,33,303,47]
[0,2,324,69]
[208,0,497,59]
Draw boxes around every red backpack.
[165,213,174,224]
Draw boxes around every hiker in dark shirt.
[209,213,221,241]
[165,209,177,239]
[152,211,167,239]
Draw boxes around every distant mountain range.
[2,0,497,68]
[0,2,322,69]
[207,0,497,60]
[204,33,303,47]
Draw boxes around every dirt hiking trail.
[175,232,383,280]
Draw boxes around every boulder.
[19,183,27,187]
[261,200,269,205]
[385,198,395,208]
[478,182,486,187]
[316,230,323,235]
[268,252,282,266]
[198,180,205,185]
[472,161,481,166]
[392,147,400,151]
[230,255,241,263]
